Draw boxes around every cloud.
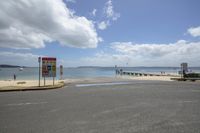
[0,0,100,49]
[0,52,40,66]
[81,52,130,66]
[188,26,200,37]
[98,37,104,42]
[91,9,97,16]
[0,51,66,67]
[98,21,109,30]
[81,40,200,67]
[64,0,76,3]
[111,40,200,57]
[104,0,120,21]
[97,0,120,30]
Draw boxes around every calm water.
[0,67,200,80]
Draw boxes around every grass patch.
[17,81,26,84]
[185,73,200,78]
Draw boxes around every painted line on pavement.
[76,82,132,87]
[6,102,47,106]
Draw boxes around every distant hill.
[77,66,103,68]
[0,64,26,68]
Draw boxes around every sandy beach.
[0,80,63,88]
[0,75,180,88]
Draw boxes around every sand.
[0,80,63,88]
[0,75,180,88]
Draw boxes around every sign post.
[38,57,41,87]
[42,57,56,86]
[44,77,46,86]
[60,65,63,80]
[53,77,55,86]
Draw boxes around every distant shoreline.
[0,65,26,68]
[1,64,200,69]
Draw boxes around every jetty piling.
[116,69,173,77]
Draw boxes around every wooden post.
[44,77,46,86]
[53,77,55,86]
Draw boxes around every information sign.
[42,57,56,77]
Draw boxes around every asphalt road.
[0,80,200,133]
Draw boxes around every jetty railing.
[118,71,171,77]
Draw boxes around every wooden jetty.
[120,71,171,77]
[120,71,200,82]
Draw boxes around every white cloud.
[0,51,67,67]
[97,0,120,30]
[98,21,110,30]
[0,27,51,49]
[111,40,200,58]
[98,37,104,42]
[81,40,200,67]
[92,9,97,16]
[0,52,40,66]
[64,0,76,3]
[81,52,130,66]
[188,26,200,37]
[104,0,120,21]
[0,0,100,49]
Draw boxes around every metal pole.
[38,57,41,87]
[44,76,46,86]
[53,77,55,86]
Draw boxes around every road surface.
[0,80,200,133]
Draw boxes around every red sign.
[42,57,56,77]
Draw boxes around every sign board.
[181,63,188,72]
[42,57,56,77]
[60,65,63,75]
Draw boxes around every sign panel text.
[42,57,56,77]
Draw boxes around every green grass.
[185,73,200,78]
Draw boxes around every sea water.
[0,67,200,80]
[0,67,114,80]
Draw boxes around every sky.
[0,0,200,67]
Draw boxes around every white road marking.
[6,102,47,106]
[76,82,132,87]
[49,108,60,113]
[178,100,198,104]
[183,101,193,103]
